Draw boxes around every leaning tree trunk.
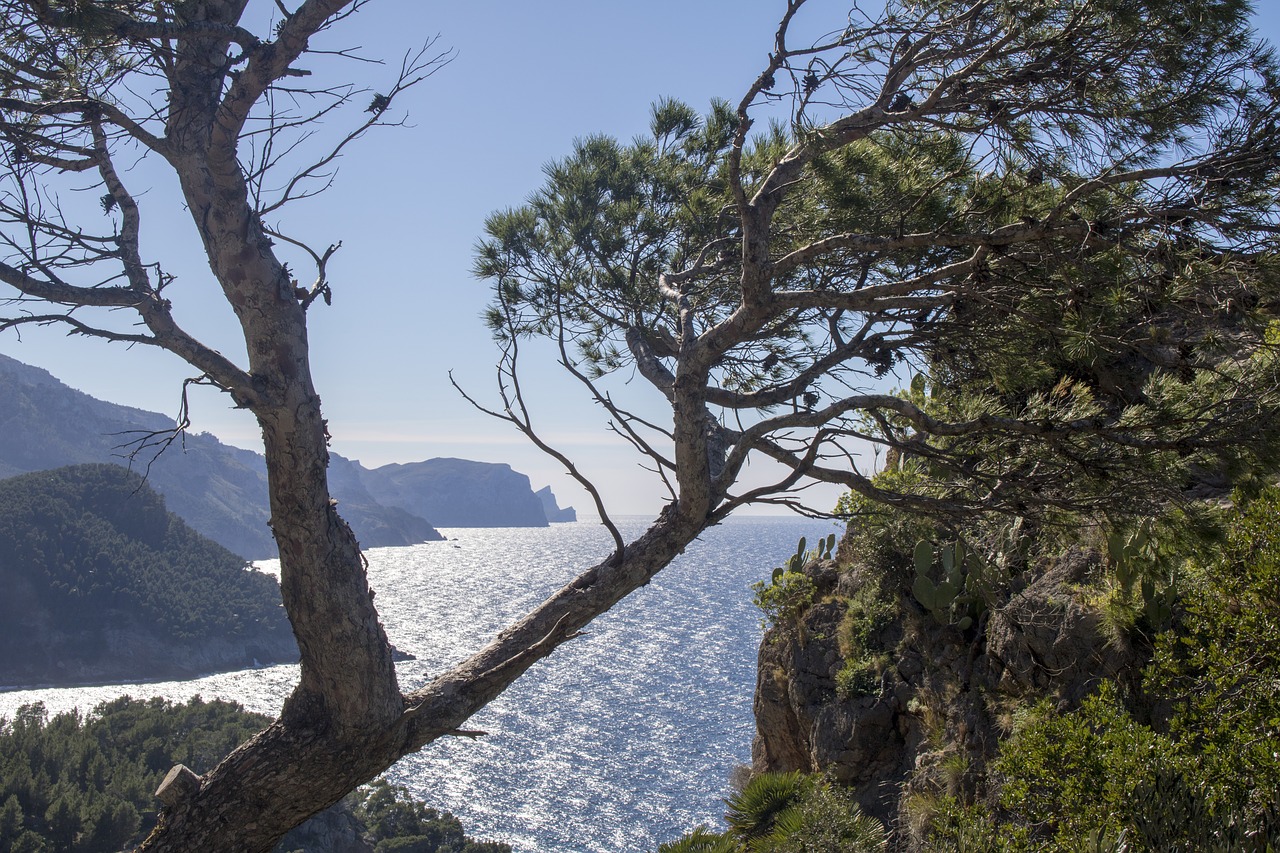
[144,125,720,841]
[125,5,730,848]
[138,496,710,852]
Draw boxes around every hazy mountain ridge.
[359,458,550,528]
[0,355,575,558]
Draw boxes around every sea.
[0,515,839,852]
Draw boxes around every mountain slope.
[0,354,577,552]
[0,353,441,557]
[0,464,298,686]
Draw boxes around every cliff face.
[753,546,1144,832]
[359,458,550,527]
[326,454,442,546]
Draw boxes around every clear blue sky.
[2,2,1278,517]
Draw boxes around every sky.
[2,1,1278,519]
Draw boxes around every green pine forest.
[0,463,294,682]
[0,696,510,853]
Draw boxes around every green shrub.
[834,577,895,698]
[1148,489,1280,816]
[752,572,816,630]
[834,654,886,699]
[994,686,1176,846]
[725,770,814,847]
[836,580,895,658]
[769,784,887,852]
[660,772,887,853]
[925,489,1280,851]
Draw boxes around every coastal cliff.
[749,515,1155,844]
[359,458,550,527]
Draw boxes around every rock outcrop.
[326,453,442,546]
[753,546,1144,833]
[278,803,373,853]
[535,485,577,522]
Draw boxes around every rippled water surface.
[0,516,837,852]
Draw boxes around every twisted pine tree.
[0,1,1277,849]
[475,2,1280,532]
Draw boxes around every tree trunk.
[138,503,710,852]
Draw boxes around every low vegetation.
[657,771,887,853]
[0,696,509,853]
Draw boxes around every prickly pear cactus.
[1106,521,1178,629]
[771,533,839,583]
[911,538,993,630]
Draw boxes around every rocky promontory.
[358,457,552,527]
[536,485,577,522]
[753,533,1146,835]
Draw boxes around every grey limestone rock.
[752,546,1146,831]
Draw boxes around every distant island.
[0,354,576,559]
[0,463,297,688]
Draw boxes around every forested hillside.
[0,464,296,686]
[0,696,510,853]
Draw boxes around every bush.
[834,579,895,699]
[752,572,816,630]
[925,489,1280,851]
[660,772,886,852]
[769,784,887,853]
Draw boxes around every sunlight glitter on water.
[0,516,839,852]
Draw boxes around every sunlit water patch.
[0,516,836,852]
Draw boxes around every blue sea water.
[0,515,837,852]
